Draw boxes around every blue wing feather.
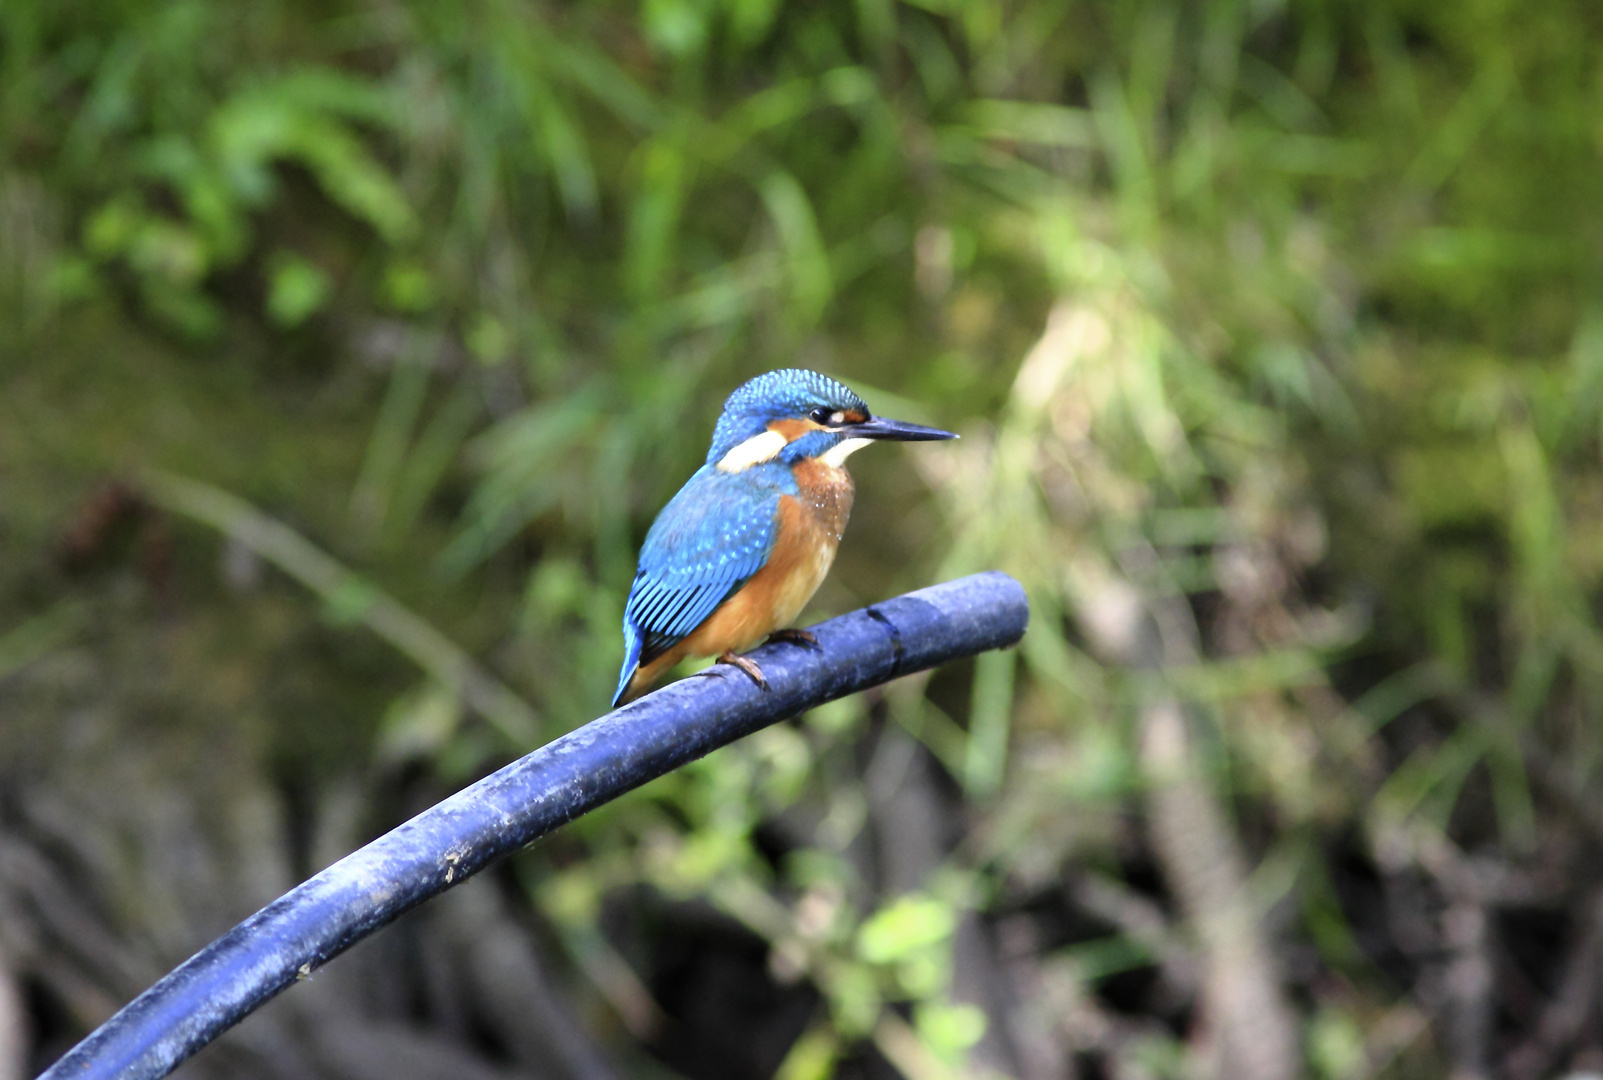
[612,465,787,705]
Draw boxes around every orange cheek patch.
[768,418,822,441]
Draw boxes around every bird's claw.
[766,628,822,652]
[718,651,771,692]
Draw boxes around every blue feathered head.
[706,369,869,464]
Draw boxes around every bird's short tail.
[611,621,644,708]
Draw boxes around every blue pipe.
[39,571,1028,1080]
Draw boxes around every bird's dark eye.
[809,407,854,427]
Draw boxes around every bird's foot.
[766,628,821,652]
[715,651,770,692]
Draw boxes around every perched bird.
[613,369,956,707]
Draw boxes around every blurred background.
[2,1,1601,1078]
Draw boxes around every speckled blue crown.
[706,369,869,463]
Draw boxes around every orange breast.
[621,460,856,702]
[682,468,852,656]
[790,456,855,543]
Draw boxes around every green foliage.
[5,0,1603,1077]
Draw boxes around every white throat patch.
[716,430,788,473]
[820,437,873,468]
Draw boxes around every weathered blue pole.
[39,571,1028,1080]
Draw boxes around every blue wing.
[613,466,783,705]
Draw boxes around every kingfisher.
[612,369,956,707]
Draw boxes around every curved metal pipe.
[40,571,1028,1080]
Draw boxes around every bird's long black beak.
[852,415,958,441]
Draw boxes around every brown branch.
[1078,542,1302,1080]
[0,954,26,1080]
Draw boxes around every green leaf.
[381,260,436,313]
[913,1001,987,1061]
[773,1024,838,1080]
[322,576,381,625]
[857,894,956,964]
[642,0,709,56]
[266,253,332,327]
[758,170,833,326]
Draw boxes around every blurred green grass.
[4,1,1603,1078]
